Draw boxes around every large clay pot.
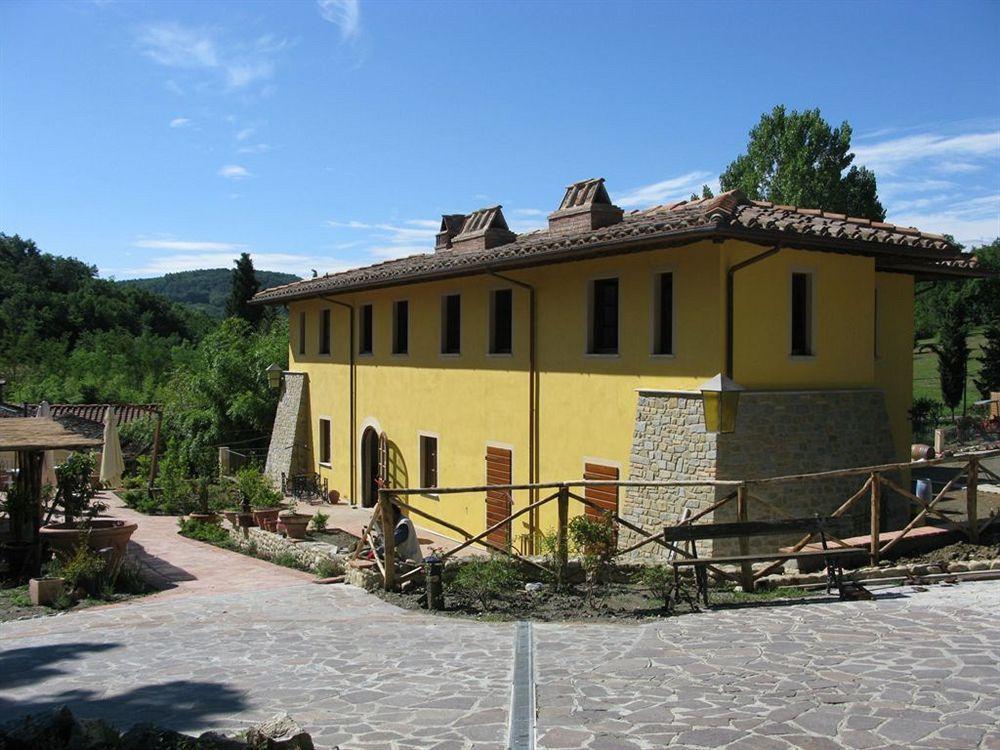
[277,513,310,540]
[40,519,138,576]
[252,507,282,532]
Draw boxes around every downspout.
[490,272,538,553]
[321,295,357,506]
[726,244,781,379]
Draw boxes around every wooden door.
[485,446,512,548]
[584,462,619,520]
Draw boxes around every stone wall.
[264,372,310,486]
[226,525,346,575]
[623,389,904,559]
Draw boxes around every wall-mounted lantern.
[265,363,283,391]
[699,373,745,434]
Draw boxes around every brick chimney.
[449,206,517,253]
[435,214,467,251]
[548,178,623,233]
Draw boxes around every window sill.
[318,462,332,468]
[650,353,676,360]
[487,351,513,358]
[789,354,817,361]
[439,352,461,358]
[358,352,373,358]
[421,492,440,501]
[391,351,409,358]
[585,352,620,359]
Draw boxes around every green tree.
[225,252,262,325]
[935,301,969,418]
[690,184,715,201]
[720,105,886,220]
[975,322,1000,400]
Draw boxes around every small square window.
[441,294,461,354]
[490,289,513,355]
[319,309,331,355]
[359,304,373,355]
[318,418,331,464]
[791,272,813,356]
[393,300,409,355]
[588,278,619,354]
[420,435,438,488]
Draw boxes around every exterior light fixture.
[699,373,745,434]
[265,363,283,391]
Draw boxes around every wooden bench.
[663,515,857,609]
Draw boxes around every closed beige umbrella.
[99,406,125,488]
[36,401,58,490]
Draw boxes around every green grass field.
[913,328,986,405]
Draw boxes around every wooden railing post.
[967,459,979,544]
[736,484,754,593]
[557,484,569,588]
[379,490,396,591]
[869,472,881,566]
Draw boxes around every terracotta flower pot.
[252,507,282,532]
[40,519,138,576]
[277,513,310,540]
[328,489,340,505]
[235,512,257,529]
[188,512,220,525]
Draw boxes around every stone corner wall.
[264,372,310,486]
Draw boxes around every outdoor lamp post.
[265,363,283,390]
[699,373,745,434]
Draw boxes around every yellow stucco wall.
[286,238,914,542]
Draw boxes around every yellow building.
[256,179,973,551]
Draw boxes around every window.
[490,288,513,354]
[319,309,331,355]
[873,289,880,359]
[393,300,409,355]
[318,418,331,465]
[441,294,461,354]
[790,272,813,356]
[420,435,438,488]
[298,311,306,355]
[653,272,674,355]
[589,278,619,354]
[359,304,373,355]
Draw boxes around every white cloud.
[317,0,361,40]
[326,215,439,260]
[136,22,288,91]
[512,208,546,217]
[235,127,255,141]
[135,239,244,251]
[169,117,192,128]
[889,194,1000,247]
[237,143,272,154]
[219,164,252,180]
[852,131,998,174]
[616,171,715,208]
[113,251,348,279]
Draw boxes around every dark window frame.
[653,272,674,356]
[318,418,332,465]
[589,277,619,355]
[298,311,307,356]
[420,434,438,489]
[319,308,332,355]
[489,288,513,355]
[359,303,374,355]
[392,300,409,355]
[790,272,813,357]
[441,294,461,355]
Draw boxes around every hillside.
[123,268,301,317]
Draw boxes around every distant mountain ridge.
[122,268,301,317]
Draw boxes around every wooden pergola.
[0,418,102,543]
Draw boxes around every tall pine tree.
[935,301,969,418]
[974,322,1000,400]
[226,252,262,326]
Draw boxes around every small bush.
[315,557,343,578]
[451,557,521,609]
[271,551,309,571]
[112,558,150,595]
[236,466,282,509]
[61,544,107,593]
[311,510,329,532]
[568,513,617,591]
[178,517,233,548]
[909,396,943,441]
[639,564,673,609]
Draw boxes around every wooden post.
[556,485,569,588]
[870,472,881,566]
[379,491,396,591]
[736,484,754,593]
[967,459,979,544]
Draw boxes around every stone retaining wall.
[226,525,345,575]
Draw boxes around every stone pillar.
[264,372,309,487]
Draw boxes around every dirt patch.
[0,584,142,623]
[312,527,360,551]
[896,533,1000,567]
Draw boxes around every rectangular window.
[873,289,880,359]
[319,309,331,355]
[298,311,306,356]
[589,278,619,354]
[790,272,813,356]
[359,304,373,355]
[490,288,513,355]
[420,435,438,488]
[441,294,461,354]
[318,418,331,464]
[393,300,409,355]
[653,272,674,355]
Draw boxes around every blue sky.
[1,0,998,279]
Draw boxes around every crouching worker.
[377,502,423,566]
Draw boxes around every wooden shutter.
[584,462,619,519]
[485,446,512,549]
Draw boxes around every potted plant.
[187,478,219,524]
[277,497,311,540]
[39,452,137,576]
[237,467,284,531]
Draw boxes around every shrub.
[178,517,233,547]
[61,544,107,593]
[311,510,329,532]
[272,551,309,571]
[639,564,673,609]
[451,556,521,609]
[236,466,282,509]
[53,452,105,524]
[568,513,617,591]
[909,396,943,440]
[112,557,151,595]
[315,556,342,578]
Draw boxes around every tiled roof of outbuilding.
[255,189,975,303]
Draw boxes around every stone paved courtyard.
[1,575,998,749]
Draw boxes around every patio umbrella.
[36,400,59,491]
[99,406,125,488]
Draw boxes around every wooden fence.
[366,449,1000,592]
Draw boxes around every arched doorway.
[360,427,380,508]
